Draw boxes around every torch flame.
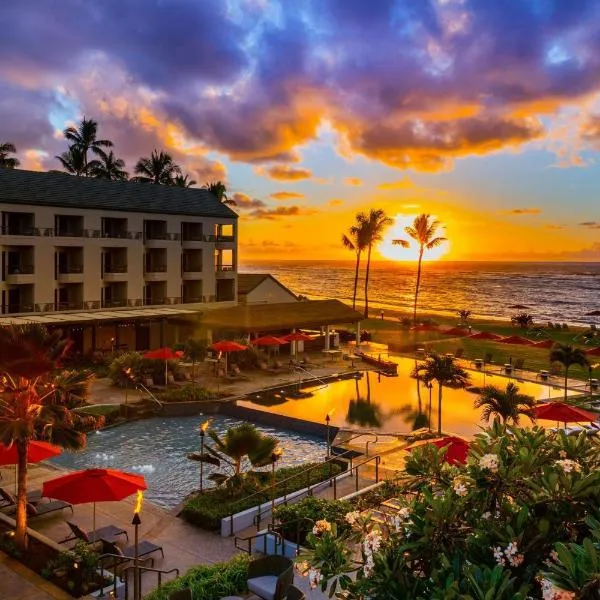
[134,490,144,514]
[200,419,212,433]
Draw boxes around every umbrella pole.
[93,502,96,539]
[165,359,168,386]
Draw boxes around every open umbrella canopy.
[42,468,147,504]
[532,339,556,349]
[468,331,503,340]
[584,347,600,356]
[251,335,288,346]
[0,441,61,465]
[143,347,178,360]
[531,402,597,423]
[410,324,440,332]
[283,331,313,342]
[499,335,534,345]
[405,436,470,465]
[443,327,471,336]
[210,340,247,352]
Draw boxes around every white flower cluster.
[555,459,581,474]
[296,561,323,589]
[540,578,575,600]
[393,507,411,532]
[493,541,524,568]
[312,519,332,536]
[558,450,568,459]
[479,453,500,473]
[344,511,361,525]
[362,530,382,578]
[452,476,469,497]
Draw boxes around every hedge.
[180,462,344,530]
[145,554,249,600]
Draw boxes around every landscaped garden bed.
[180,462,344,531]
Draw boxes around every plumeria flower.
[312,519,332,536]
[540,577,576,600]
[344,511,361,525]
[479,453,500,473]
[307,567,323,589]
[555,459,581,474]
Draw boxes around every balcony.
[0,226,54,237]
[144,232,181,247]
[88,229,142,240]
[101,299,129,309]
[54,228,85,238]
[6,264,35,285]
[4,304,34,314]
[182,268,203,280]
[215,265,235,276]
[57,264,84,284]
[103,264,128,282]
[143,296,181,306]
[144,264,167,282]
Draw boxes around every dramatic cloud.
[231,192,267,210]
[344,177,363,186]
[377,177,416,190]
[256,165,313,181]
[502,208,543,215]
[270,191,305,200]
[249,206,319,220]
[579,221,600,229]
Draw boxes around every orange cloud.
[255,164,312,181]
[249,205,319,220]
[328,199,344,206]
[377,177,416,190]
[344,177,363,186]
[270,191,305,200]
[501,208,542,215]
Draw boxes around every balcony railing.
[58,265,84,274]
[143,296,181,306]
[0,226,53,236]
[33,302,83,312]
[181,234,204,242]
[182,265,203,273]
[4,304,34,314]
[98,230,142,240]
[144,264,167,273]
[104,264,128,274]
[215,265,234,272]
[144,232,181,242]
[101,299,129,309]
[7,264,34,275]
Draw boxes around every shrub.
[181,462,344,531]
[145,554,249,600]
[75,404,121,425]
[108,352,182,386]
[157,385,216,403]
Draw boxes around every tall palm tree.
[202,180,236,205]
[0,325,101,549]
[63,117,113,168]
[55,147,98,177]
[549,344,590,401]
[342,213,369,310]
[474,382,535,425]
[0,142,20,169]
[89,151,128,181]
[412,353,469,434]
[173,174,197,188]
[363,209,393,318]
[393,214,447,325]
[133,150,181,184]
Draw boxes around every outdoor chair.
[285,585,306,600]
[247,555,294,600]
[63,521,128,545]
[0,487,42,509]
[101,539,164,569]
[25,499,73,519]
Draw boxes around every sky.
[1,0,600,263]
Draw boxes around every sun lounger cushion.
[248,575,279,600]
[85,524,128,543]
[26,500,72,517]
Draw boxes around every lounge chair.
[63,521,128,545]
[247,555,294,600]
[286,585,306,600]
[24,499,73,518]
[0,487,42,509]
[102,539,164,568]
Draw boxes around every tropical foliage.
[550,343,590,401]
[173,174,197,188]
[133,149,181,184]
[0,142,20,169]
[202,180,236,205]
[63,117,113,168]
[342,213,369,310]
[474,382,535,425]
[511,313,535,329]
[301,423,600,599]
[393,214,447,325]
[458,309,472,325]
[55,146,94,176]
[0,325,102,549]
[89,150,128,180]
[412,352,469,434]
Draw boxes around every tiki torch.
[199,419,212,493]
[132,490,143,600]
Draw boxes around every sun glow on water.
[378,214,450,262]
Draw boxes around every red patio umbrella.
[209,340,247,374]
[532,339,556,349]
[585,347,600,357]
[531,401,597,427]
[251,335,287,346]
[283,332,313,342]
[0,441,62,492]
[143,347,181,385]
[410,324,440,332]
[443,327,471,336]
[499,335,534,345]
[405,436,470,465]
[43,468,147,539]
[468,331,503,341]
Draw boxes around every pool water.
[50,416,326,509]
[239,357,575,437]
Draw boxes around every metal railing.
[104,264,128,273]
[144,232,181,242]
[215,265,234,272]
[7,264,34,275]
[144,264,167,273]
[267,517,315,557]
[4,304,34,314]
[97,230,142,240]
[58,264,84,274]
[235,530,284,556]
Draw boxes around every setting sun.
[378,214,450,262]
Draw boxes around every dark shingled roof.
[200,299,362,332]
[0,169,237,219]
[237,273,297,299]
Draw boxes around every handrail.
[119,564,180,599]
[291,363,329,389]
[268,517,314,558]
[235,530,284,556]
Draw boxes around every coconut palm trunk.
[15,439,29,549]
[437,384,443,434]
[364,242,373,319]
[352,250,361,310]
[413,247,424,325]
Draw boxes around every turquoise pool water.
[239,357,578,437]
[50,416,326,509]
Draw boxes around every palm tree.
[202,180,236,205]
[458,310,471,326]
[342,214,369,310]
[0,325,101,550]
[173,174,197,188]
[511,313,534,329]
[393,214,447,325]
[190,423,279,492]
[89,151,128,181]
[133,150,181,184]
[0,142,20,169]
[549,344,590,401]
[363,209,393,318]
[412,353,469,434]
[63,117,113,168]
[55,147,98,177]
[474,382,535,425]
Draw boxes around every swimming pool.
[50,416,326,509]
[238,357,576,437]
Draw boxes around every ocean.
[239,261,600,326]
